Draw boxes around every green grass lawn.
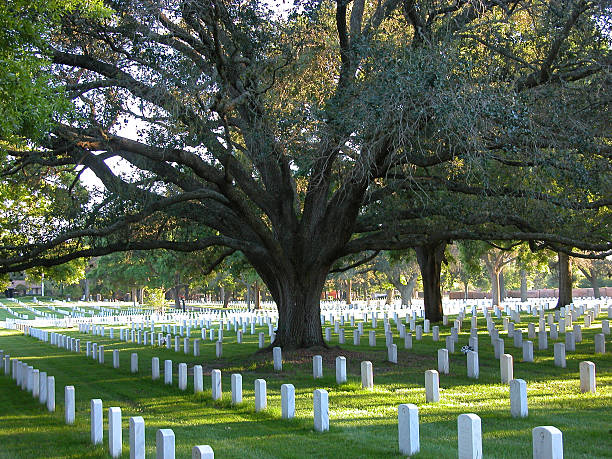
[0,309,610,458]
[0,300,35,320]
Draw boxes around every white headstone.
[594,334,605,354]
[565,332,575,352]
[194,365,203,393]
[152,357,160,380]
[32,369,39,398]
[313,389,329,432]
[192,445,214,459]
[528,323,536,339]
[554,343,566,368]
[361,361,373,389]
[216,341,222,358]
[108,349,118,369]
[532,426,563,459]
[156,428,175,459]
[514,330,523,349]
[446,335,455,353]
[425,369,440,402]
[313,355,323,379]
[336,356,347,384]
[469,336,478,353]
[388,343,398,364]
[178,363,187,390]
[579,361,595,393]
[131,353,138,373]
[231,373,242,404]
[438,348,449,374]
[398,403,419,456]
[500,354,513,384]
[467,350,479,379]
[273,347,282,371]
[47,376,55,412]
[39,371,47,404]
[90,398,103,445]
[523,340,534,362]
[550,324,558,340]
[538,331,548,351]
[458,413,482,459]
[494,338,504,359]
[109,407,122,458]
[164,360,173,385]
[65,385,75,424]
[573,324,582,343]
[510,378,528,418]
[405,332,413,350]
[281,383,295,419]
[129,416,145,459]
[211,369,222,400]
[255,379,267,412]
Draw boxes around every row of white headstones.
[25,328,334,430]
[75,298,610,355]
[23,318,599,459]
[71,300,607,414]
[73,299,607,400]
[0,345,214,459]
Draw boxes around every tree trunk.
[591,275,600,299]
[246,284,252,311]
[346,279,352,304]
[488,267,501,307]
[253,262,328,349]
[416,241,446,322]
[463,282,468,301]
[556,252,572,309]
[82,277,90,301]
[223,289,231,308]
[520,268,528,302]
[385,288,393,305]
[254,281,261,310]
[499,271,506,301]
[171,287,181,309]
[219,286,225,303]
[390,273,418,307]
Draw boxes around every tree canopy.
[0,0,610,347]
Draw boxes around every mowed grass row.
[0,311,610,458]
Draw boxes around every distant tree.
[26,258,87,297]
[575,258,612,299]
[379,251,420,307]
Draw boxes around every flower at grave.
[461,345,474,354]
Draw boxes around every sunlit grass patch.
[0,310,610,458]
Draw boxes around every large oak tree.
[0,0,610,348]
